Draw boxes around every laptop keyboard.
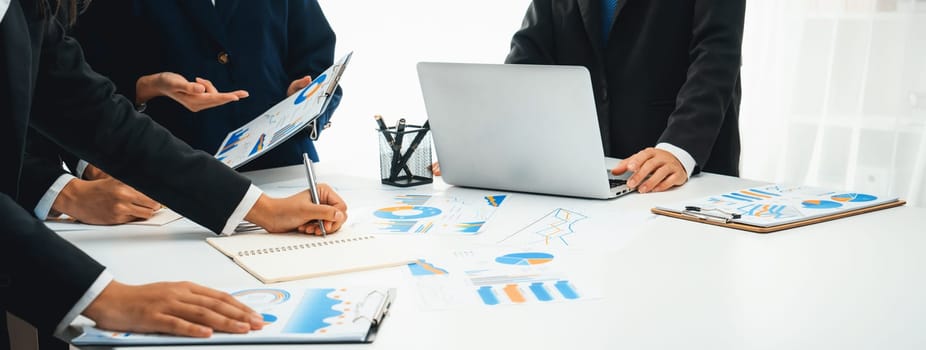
[609,178,627,188]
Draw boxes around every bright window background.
[315,0,926,206]
[314,0,532,177]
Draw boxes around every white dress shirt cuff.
[75,160,90,179]
[656,142,697,179]
[221,184,263,235]
[34,174,77,220]
[0,0,11,23]
[54,269,114,337]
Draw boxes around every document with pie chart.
[361,193,509,235]
[403,247,601,310]
[215,52,352,169]
[654,184,903,229]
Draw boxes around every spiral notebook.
[207,231,415,283]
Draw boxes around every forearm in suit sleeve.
[658,0,745,168]
[28,21,250,233]
[0,194,105,331]
[287,0,341,135]
[25,130,81,176]
[18,153,68,215]
[505,0,557,65]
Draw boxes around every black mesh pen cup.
[378,123,433,187]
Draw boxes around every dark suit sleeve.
[17,131,76,215]
[505,0,557,65]
[28,130,81,176]
[28,21,251,233]
[0,193,105,331]
[287,0,341,135]
[18,154,68,216]
[657,0,745,169]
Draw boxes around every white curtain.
[740,0,926,206]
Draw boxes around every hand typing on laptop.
[611,147,688,193]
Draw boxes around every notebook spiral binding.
[236,235,376,257]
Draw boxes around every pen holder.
[378,124,433,187]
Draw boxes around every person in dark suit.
[1,0,348,346]
[73,0,342,171]
[16,0,343,227]
[434,0,744,193]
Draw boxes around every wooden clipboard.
[651,200,906,234]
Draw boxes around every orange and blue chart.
[231,288,291,306]
[831,193,877,203]
[407,259,449,276]
[249,133,266,156]
[293,73,327,105]
[475,280,579,306]
[738,204,800,219]
[455,221,485,233]
[374,205,442,220]
[494,252,554,266]
[218,128,249,156]
[801,199,843,209]
[229,293,280,325]
[484,195,507,207]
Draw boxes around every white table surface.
[59,164,926,350]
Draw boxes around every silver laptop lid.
[417,62,617,199]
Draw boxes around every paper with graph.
[655,184,900,227]
[402,248,600,309]
[359,193,509,234]
[215,52,351,169]
[497,208,589,247]
[72,286,393,345]
[492,206,653,251]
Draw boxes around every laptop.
[416,62,633,199]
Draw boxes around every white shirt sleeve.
[54,269,113,337]
[655,142,697,179]
[34,174,77,220]
[74,160,90,179]
[220,184,263,235]
[0,0,11,22]
[52,185,260,334]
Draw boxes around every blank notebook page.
[207,230,415,283]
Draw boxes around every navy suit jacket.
[73,0,341,170]
[507,0,743,176]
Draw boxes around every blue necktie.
[602,0,618,46]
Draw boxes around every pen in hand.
[302,153,327,238]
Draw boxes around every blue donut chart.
[801,199,843,209]
[374,206,442,220]
[293,73,328,105]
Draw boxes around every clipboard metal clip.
[683,206,741,223]
[352,289,393,326]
